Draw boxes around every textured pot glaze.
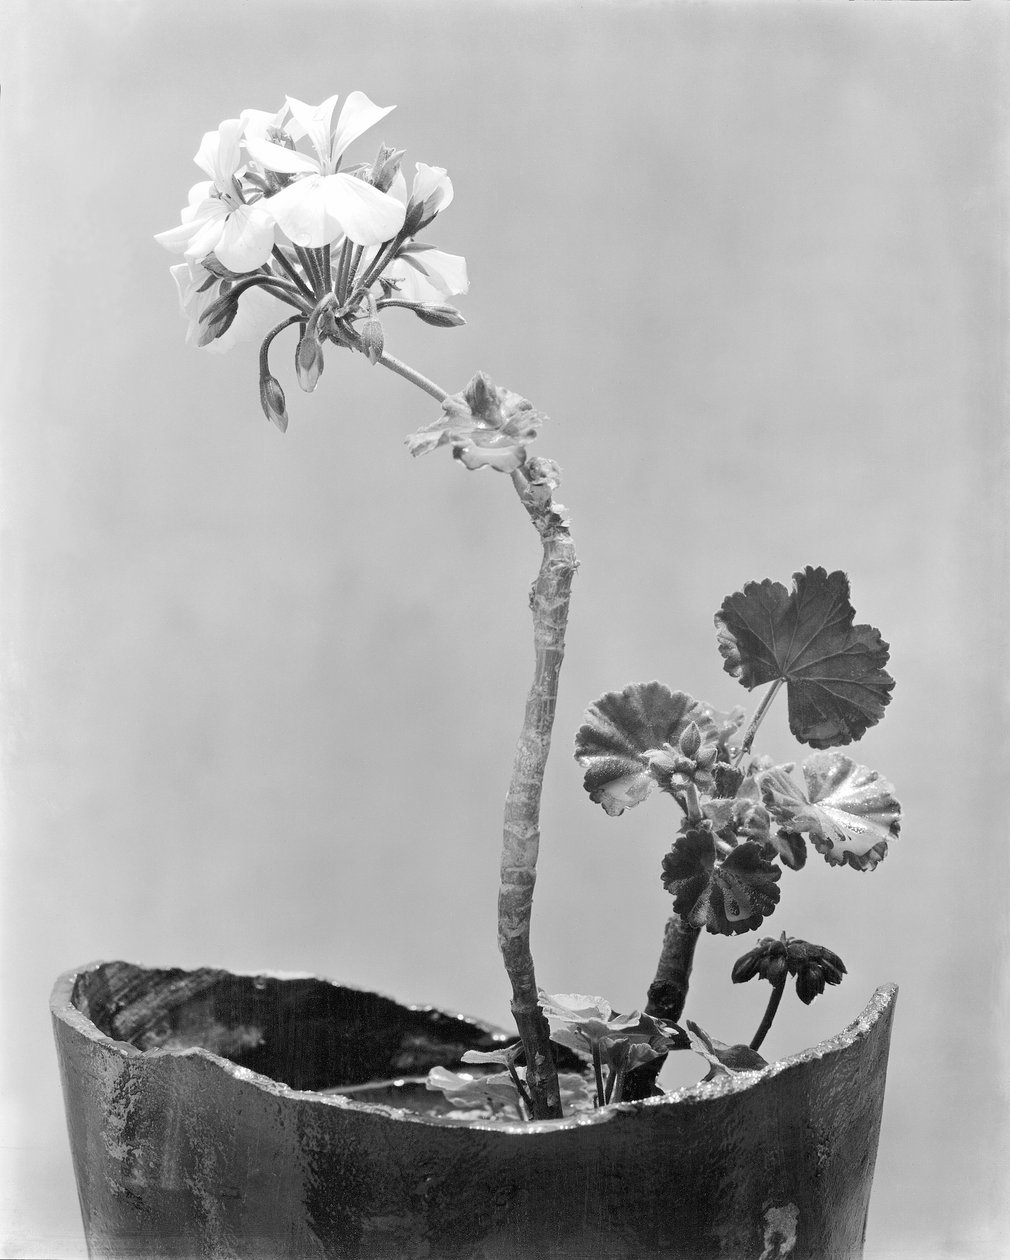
[52,961,896,1260]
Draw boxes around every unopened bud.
[259,373,288,433]
[679,722,702,760]
[370,145,405,193]
[413,304,465,328]
[295,331,324,392]
[196,292,237,346]
[359,317,384,364]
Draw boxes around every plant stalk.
[498,466,578,1120]
[622,912,701,1101]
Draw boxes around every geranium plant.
[157,90,902,1123]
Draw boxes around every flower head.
[157,90,468,428]
[731,933,847,1004]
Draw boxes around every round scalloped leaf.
[758,753,900,871]
[661,825,781,935]
[574,683,718,816]
[715,566,894,748]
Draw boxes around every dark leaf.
[661,825,781,935]
[715,566,894,748]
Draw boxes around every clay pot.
[51,960,896,1260]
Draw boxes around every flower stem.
[271,247,315,301]
[258,314,304,378]
[735,677,785,764]
[295,245,325,297]
[354,234,403,296]
[376,353,448,402]
[498,466,578,1120]
[750,975,787,1051]
[334,240,353,303]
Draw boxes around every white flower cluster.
[155,91,468,423]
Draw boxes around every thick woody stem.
[623,912,701,1101]
[647,913,701,1022]
[498,467,577,1120]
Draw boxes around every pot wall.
[52,961,897,1260]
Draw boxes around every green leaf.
[660,824,781,935]
[715,566,894,748]
[574,683,719,816]
[758,752,901,871]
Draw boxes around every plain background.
[1,1,1007,1256]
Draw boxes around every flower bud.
[412,304,465,328]
[295,331,324,392]
[358,317,384,365]
[369,145,405,194]
[259,373,288,433]
[679,722,703,760]
[196,290,238,346]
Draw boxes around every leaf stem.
[592,1043,606,1108]
[735,677,785,764]
[750,974,787,1051]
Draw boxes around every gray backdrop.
[2,2,1007,1256]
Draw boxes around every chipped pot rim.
[50,960,897,1136]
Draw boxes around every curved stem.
[498,467,577,1120]
[750,976,786,1051]
[258,314,304,378]
[376,353,448,402]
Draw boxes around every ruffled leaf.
[758,753,900,871]
[660,825,781,935]
[404,371,544,473]
[715,566,894,748]
[574,684,719,816]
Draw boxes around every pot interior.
[71,961,513,1094]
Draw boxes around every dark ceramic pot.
[52,960,896,1260]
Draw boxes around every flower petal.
[284,94,339,163]
[411,162,453,213]
[194,119,243,189]
[261,175,334,246]
[320,173,406,246]
[214,202,277,271]
[245,136,319,176]
[330,90,395,163]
